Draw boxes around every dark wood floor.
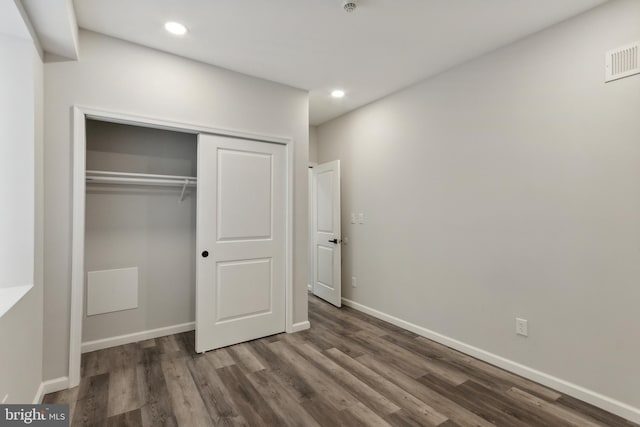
[44,295,637,427]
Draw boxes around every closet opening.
[82,120,198,355]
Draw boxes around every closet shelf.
[85,170,197,201]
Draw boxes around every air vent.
[605,41,639,82]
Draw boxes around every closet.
[80,118,289,357]
[83,120,198,347]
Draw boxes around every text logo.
[0,405,68,427]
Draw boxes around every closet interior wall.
[83,119,197,344]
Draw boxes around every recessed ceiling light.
[165,21,187,36]
[331,89,345,98]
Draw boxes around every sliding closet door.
[196,134,286,353]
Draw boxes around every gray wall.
[44,30,309,381]
[309,125,318,164]
[308,125,318,288]
[317,0,640,412]
[83,120,197,342]
[0,31,44,403]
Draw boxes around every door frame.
[307,162,317,292]
[69,105,295,388]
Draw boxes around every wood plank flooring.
[44,295,638,426]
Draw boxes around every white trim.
[284,132,295,333]
[307,168,314,296]
[291,321,310,333]
[69,107,85,388]
[79,106,290,144]
[342,298,640,424]
[42,377,69,396]
[33,377,69,404]
[71,105,295,388]
[81,322,195,353]
[32,382,45,404]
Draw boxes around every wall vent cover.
[605,41,639,82]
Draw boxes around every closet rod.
[86,170,197,181]
[85,176,197,187]
[85,170,196,202]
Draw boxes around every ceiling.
[33,0,608,125]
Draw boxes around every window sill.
[0,284,34,319]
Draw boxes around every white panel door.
[312,160,341,307]
[196,134,286,353]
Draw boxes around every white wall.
[0,23,44,403]
[0,34,34,289]
[83,121,197,343]
[43,30,309,381]
[317,0,640,419]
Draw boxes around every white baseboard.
[33,377,69,403]
[341,297,640,424]
[81,322,195,353]
[291,320,311,333]
[32,382,45,404]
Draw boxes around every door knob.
[328,239,340,244]
[202,250,209,258]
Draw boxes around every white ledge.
[0,284,33,319]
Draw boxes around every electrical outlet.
[351,276,357,288]
[2,394,8,404]
[516,318,528,337]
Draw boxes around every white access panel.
[86,267,138,315]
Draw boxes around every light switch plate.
[357,213,365,224]
[350,213,356,224]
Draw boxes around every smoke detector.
[343,0,358,13]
